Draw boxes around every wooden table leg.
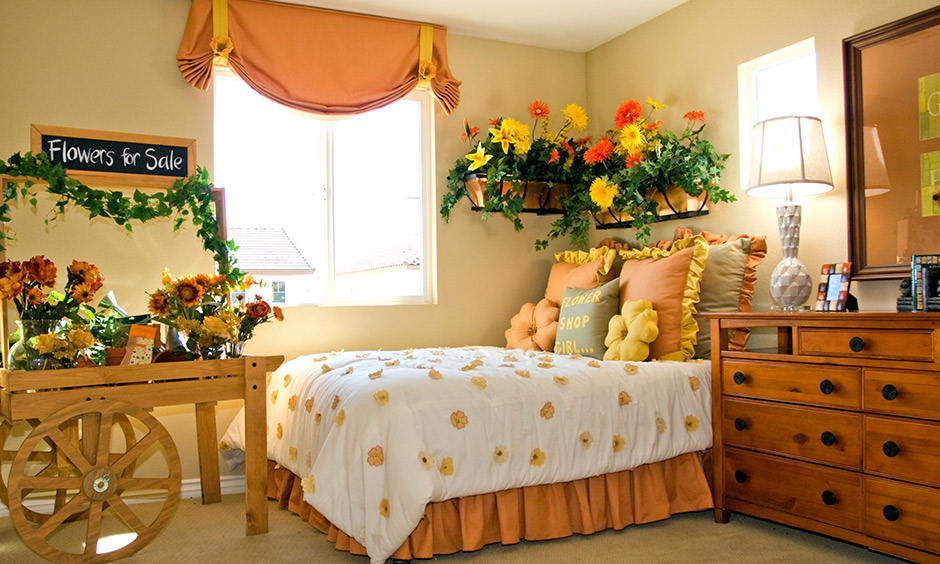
[243,357,268,535]
[195,402,222,504]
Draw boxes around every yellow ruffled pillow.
[617,236,708,361]
[604,299,659,361]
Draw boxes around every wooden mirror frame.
[844,6,940,280]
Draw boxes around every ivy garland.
[0,151,241,279]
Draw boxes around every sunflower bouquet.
[0,256,102,369]
[147,270,283,360]
[441,101,591,231]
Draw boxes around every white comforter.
[221,347,712,563]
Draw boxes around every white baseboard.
[0,475,246,519]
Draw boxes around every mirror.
[844,6,940,279]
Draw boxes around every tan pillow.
[544,247,616,306]
[617,236,709,361]
[505,299,559,351]
[672,228,767,357]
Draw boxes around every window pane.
[214,73,322,305]
[754,51,818,121]
[331,98,425,300]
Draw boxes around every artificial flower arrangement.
[441,97,734,248]
[147,270,284,360]
[0,256,102,370]
[440,101,592,231]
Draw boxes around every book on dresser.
[706,312,940,564]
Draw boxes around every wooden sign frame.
[30,124,196,189]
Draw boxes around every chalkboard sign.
[30,125,196,188]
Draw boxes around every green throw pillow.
[554,279,621,359]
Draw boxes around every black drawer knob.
[733,371,746,385]
[820,431,836,446]
[881,384,898,401]
[883,441,900,458]
[883,505,900,522]
[734,418,747,431]
[849,336,864,352]
[819,379,834,394]
[822,490,837,506]
[734,470,747,483]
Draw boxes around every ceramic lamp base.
[770,204,812,310]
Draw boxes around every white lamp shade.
[863,124,891,196]
[746,116,834,200]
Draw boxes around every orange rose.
[24,255,57,287]
[246,300,272,319]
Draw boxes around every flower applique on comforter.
[221,346,712,563]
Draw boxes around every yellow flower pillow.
[617,235,708,361]
[604,299,659,362]
[544,247,617,306]
[505,298,560,351]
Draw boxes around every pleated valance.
[176,0,461,115]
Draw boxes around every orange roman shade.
[177,0,461,115]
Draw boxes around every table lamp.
[747,116,833,310]
[863,124,891,197]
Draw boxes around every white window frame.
[213,67,436,306]
[737,37,817,187]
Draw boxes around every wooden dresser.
[707,312,940,563]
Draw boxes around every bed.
[220,346,713,563]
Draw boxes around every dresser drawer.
[797,328,934,361]
[864,415,940,488]
[864,369,940,420]
[864,476,940,554]
[724,447,861,530]
[722,360,860,409]
[723,398,862,469]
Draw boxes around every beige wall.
[585,0,939,312]
[0,0,586,479]
[2,0,935,482]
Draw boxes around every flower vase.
[9,319,60,371]
[225,340,247,359]
[199,342,225,360]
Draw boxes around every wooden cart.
[0,355,282,563]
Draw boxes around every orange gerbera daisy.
[71,283,94,303]
[614,99,643,128]
[548,149,559,164]
[175,279,204,307]
[684,110,705,123]
[625,152,644,168]
[148,290,170,315]
[25,287,45,305]
[528,100,549,119]
[273,306,284,322]
[584,137,614,164]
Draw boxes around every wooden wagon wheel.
[8,399,181,564]
[1,414,138,525]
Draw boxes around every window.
[738,38,819,184]
[271,281,286,304]
[213,69,435,306]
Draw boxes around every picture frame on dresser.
[815,262,852,311]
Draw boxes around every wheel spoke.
[107,495,146,534]
[95,412,114,467]
[110,431,159,474]
[46,427,93,474]
[84,501,103,555]
[35,490,88,539]
[17,476,83,490]
[117,477,175,492]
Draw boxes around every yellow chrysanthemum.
[646,96,665,109]
[562,104,588,131]
[465,142,492,172]
[620,123,646,151]
[504,119,531,155]
[589,177,619,208]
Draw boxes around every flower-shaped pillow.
[505,299,560,351]
[604,299,659,362]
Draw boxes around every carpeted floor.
[0,495,909,563]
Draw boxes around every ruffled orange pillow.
[505,299,560,351]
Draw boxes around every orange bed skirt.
[266,451,714,560]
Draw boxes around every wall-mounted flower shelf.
[464,175,567,215]
[593,187,709,229]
